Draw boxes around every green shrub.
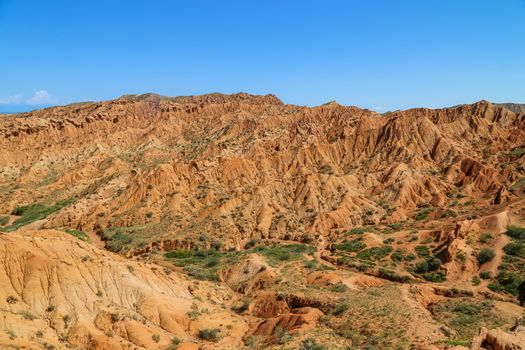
[187,309,201,320]
[21,311,35,320]
[6,295,18,304]
[345,227,367,235]
[488,271,523,296]
[415,257,442,274]
[378,268,411,283]
[0,216,8,225]
[332,302,349,316]
[508,145,525,157]
[414,207,433,221]
[503,241,525,258]
[152,334,160,343]
[232,297,251,314]
[333,239,366,253]
[421,271,446,282]
[198,328,220,342]
[102,228,134,252]
[415,245,430,257]
[480,271,491,280]
[244,239,259,249]
[479,233,493,244]
[330,282,349,293]
[477,248,495,264]
[383,237,395,244]
[472,276,481,286]
[356,245,393,261]
[170,336,181,346]
[300,338,327,350]
[391,250,406,262]
[506,226,525,240]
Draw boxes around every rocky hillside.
[1,93,525,349]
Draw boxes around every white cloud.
[0,94,23,105]
[27,90,56,105]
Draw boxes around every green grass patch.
[0,216,8,226]
[1,199,73,232]
[415,245,430,257]
[164,243,314,280]
[356,245,393,261]
[430,299,505,341]
[477,248,495,264]
[165,249,241,281]
[508,145,525,157]
[488,271,524,296]
[253,244,315,266]
[64,229,90,242]
[333,238,366,253]
[414,207,433,221]
[101,227,134,252]
[345,227,367,235]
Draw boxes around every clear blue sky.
[1,0,524,112]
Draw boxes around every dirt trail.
[482,234,510,277]
[314,234,337,269]
[399,284,443,342]
[88,230,106,249]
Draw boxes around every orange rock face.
[1,93,524,349]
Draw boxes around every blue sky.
[1,0,524,112]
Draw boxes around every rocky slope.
[1,93,525,349]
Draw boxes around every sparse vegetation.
[101,227,134,252]
[507,226,525,240]
[333,238,366,253]
[330,282,349,293]
[64,229,90,242]
[232,297,251,314]
[0,216,8,225]
[1,199,73,232]
[357,245,393,261]
[332,302,349,316]
[253,244,315,266]
[480,271,491,279]
[345,227,367,235]
[431,299,505,341]
[300,338,327,350]
[170,336,181,350]
[471,276,481,286]
[414,206,433,221]
[198,328,220,342]
[488,271,523,296]
[165,249,244,281]
[21,311,35,321]
[6,296,18,304]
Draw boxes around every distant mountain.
[495,102,525,114]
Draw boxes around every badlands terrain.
[0,93,524,349]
